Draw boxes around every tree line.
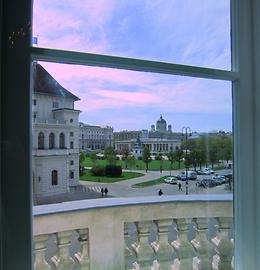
[79,134,232,173]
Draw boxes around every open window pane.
[32,61,233,202]
[32,0,231,70]
[32,61,233,269]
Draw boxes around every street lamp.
[182,127,192,195]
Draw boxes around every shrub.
[138,156,142,160]
[105,165,122,177]
[90,165,105,176]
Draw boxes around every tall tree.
[89,152,97,165]
[167,151,176,176]
[156,153,163,173]
[79,152,86,176]
[175,146,183,169]
[126,156,136,170]
[104,146,117,165]
[142,147,151,172]
[122,148,130,169]
[189,149,201,171]
[79,152,85,167]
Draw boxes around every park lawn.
[82,157,184,171]
[132,176,168,188]
[80,171,144,183]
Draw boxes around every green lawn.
[132,176,168,188]
[82,157,184,171]
[80,170,144,183]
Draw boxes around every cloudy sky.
[33,0,232,132]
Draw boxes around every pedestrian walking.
[178,182,182,191]
[158,189,163,196]
[104,187,108,197]
[101,187,104,197]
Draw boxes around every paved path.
[80,168,232,198]
[35,169,232,205]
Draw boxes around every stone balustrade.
[34,118,67,125]
[33,194,233,270]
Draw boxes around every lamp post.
[182,127,192,195]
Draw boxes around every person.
[104,187,108,197]
[178,182,182,191]
[101,187,104,197]
[158,189,163,196]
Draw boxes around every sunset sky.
[33,0,232,132]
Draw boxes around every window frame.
[1,0,260,269]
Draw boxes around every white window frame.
[1,0,260,269]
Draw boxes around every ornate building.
[32,63,80,198]
[79,123,113,151]
[114,115,181,154]
[149,115,178,139]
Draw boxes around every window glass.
[70,141,74,149]
[52,101,59,108]
[31,62,234,269]
[32,0,231,70]
[32,62,233,203]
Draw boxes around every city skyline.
[33,0,232,133]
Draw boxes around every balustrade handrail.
[33,194,232,234]
[33,195,233,270]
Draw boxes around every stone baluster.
[34,234,51,270]
[52,230,76,270]
[211,217,233,270]
[171,218,194,270]
[74,229,90,270]
[190,218,215,270]
[125,223,137,270]
[152,219,174,269]
[133,221,155,270]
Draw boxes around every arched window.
[51,170,58,185]
[49,132,55,149]
[59,133,65,149]
[38,132,44,149]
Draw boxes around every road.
[80,168,233,198]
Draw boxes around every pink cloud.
[40,62,157,88]
[33,0,116,53]
[37,63,231,116]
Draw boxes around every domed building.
[156,115,167,132]
[114,115,182,154]
[149,115,175,139]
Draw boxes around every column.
[34,234,51,270]
[211,217,233,270]
[171,219,194,270]
[152,219,174,269]
[74,229,90,270]
[53,230,76,270]
[190,218,215,270]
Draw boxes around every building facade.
[115,137,181,154]
[114,116,182,154]
[79,123,113,151]
[32,63,81,197]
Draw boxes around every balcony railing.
[33,118,67,125]
[33,194,233,270]
[32,148,79,156]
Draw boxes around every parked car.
[176,171,197,181]
[198,178,217,188]
[197,168,214,175]
[164,177,178,185]
[212,175,226,185]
